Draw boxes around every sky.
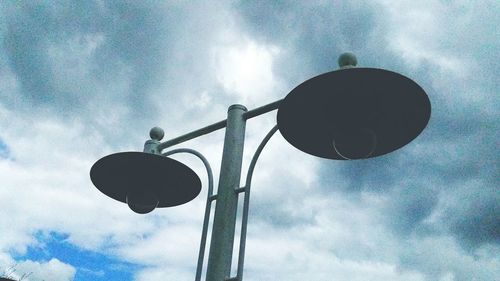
[0,1,498,281]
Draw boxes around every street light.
[90,53,431,281]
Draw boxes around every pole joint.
[234,187,246,194]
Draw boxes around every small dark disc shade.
[277,68,431,160]
[90,152,201,207]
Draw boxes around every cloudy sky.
[0,1,498,280]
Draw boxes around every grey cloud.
[233,1,385,85]
[1,1,233,147]
[385,185,439,236]
[233,1,379,52]
[444,185,500,251]
[397,237,498,281]
[319,155,400,194]
[3,1,169,104]
[250,196,317,229]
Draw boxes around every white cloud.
[6,258,76,281]
[212,34,281,105]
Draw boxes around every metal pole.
[206,104,247,281]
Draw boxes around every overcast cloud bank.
[1,1,498,280]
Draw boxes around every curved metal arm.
[161,148,214,281]
[236,125,279,280]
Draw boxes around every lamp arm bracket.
[160,148,214,281]
[235,124,279,280]
[157,99,283,151]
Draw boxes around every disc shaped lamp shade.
[277,68,431,160]
[90,152,201,213]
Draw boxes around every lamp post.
[90,53,431,281]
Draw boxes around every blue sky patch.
[14,232,143,281]
[0,138,10,158]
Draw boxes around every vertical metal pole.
[206,104,247,281]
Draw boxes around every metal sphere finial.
[338,52,358,68]
[149,126,165,141]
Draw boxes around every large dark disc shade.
[90,152,201,207]
[277,68,431,160]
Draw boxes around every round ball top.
[149,126,164,141]
[338,52,358,68]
